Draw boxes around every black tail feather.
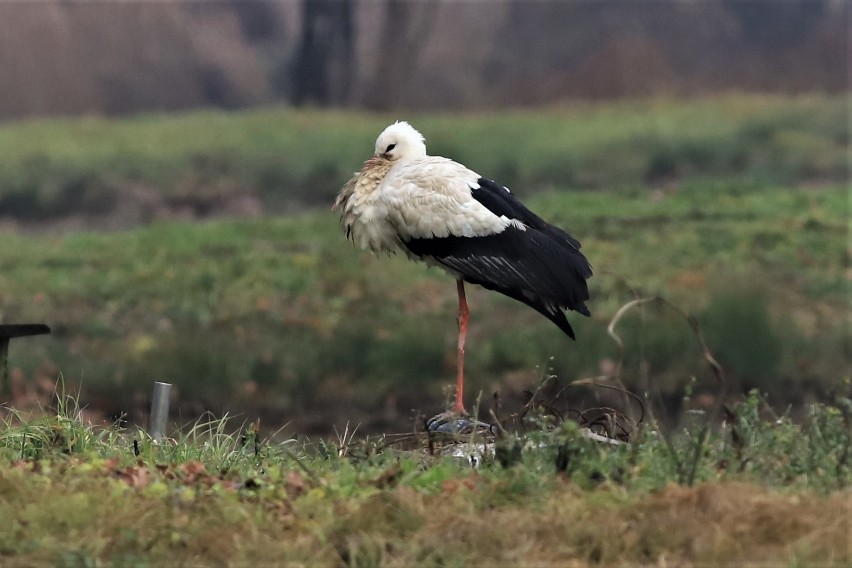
[470,277,578,340]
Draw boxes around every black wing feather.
[472,178,584,251]
[402,179,592,339]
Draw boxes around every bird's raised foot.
[426,411,492,435]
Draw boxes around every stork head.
[374,121,427,161]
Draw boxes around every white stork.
[333,121,592,416]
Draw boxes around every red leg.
[454,279,469,413]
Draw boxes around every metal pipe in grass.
[149,381,172,441]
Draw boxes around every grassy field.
[0,94,848,566]
[0,181,846,432]
[0,93,848,432]
[0,391,849,566]
[0,94,845,219]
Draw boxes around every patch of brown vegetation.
[332,481,851,566]
[625,483,851,565]
[1,452,848,567]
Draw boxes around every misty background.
[0,0,846,120]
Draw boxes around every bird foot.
[426,411,492,435]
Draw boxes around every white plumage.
[337,122,523,252]
[334,121,592,416]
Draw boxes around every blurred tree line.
[0,0,845,120]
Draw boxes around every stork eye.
[385,144,396,152]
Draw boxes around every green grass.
[0,93,847,566]
[0,94,846,218]
[0,180,846,430]
[0,391,848,566]
[0,94,847,430]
